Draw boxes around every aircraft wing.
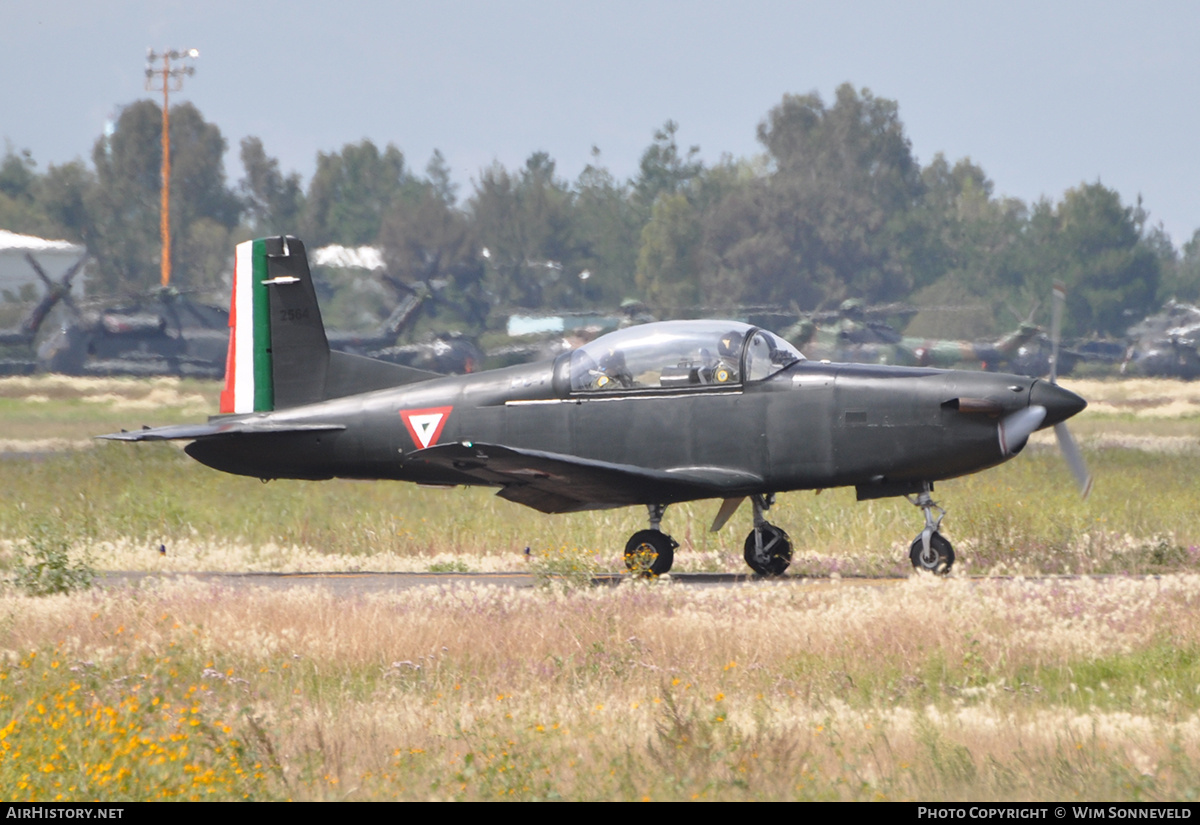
[409,441,762,513]
[96,420,346,442]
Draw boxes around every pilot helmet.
[717,330,744,357]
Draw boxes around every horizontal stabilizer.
[326,350,439,396]
[96,419,346,442]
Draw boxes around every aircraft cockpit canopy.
[567,320,803,393]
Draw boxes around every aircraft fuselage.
[185,355,1081,505]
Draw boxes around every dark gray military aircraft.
[101,236,1091,576]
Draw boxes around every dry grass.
[2,576,1199,800]
[0,375,217,403]
[0,375,216,444]
[1063,377,1200,410]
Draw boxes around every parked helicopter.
[0,253,86,375]
[101,236,1091,576]
[782,299,1046,373]
[36,264,482,378]
[37,286,231,378]
[1121,300,1200,379]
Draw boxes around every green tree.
[469,152,580,309]
[1050,185,1161,336]
[635,192,702,309]
[767,84,922,304]
[572,148,641,307]
[701,85,924,312]
[0,146,37,202]
[87,102,160,293]
[302,140,417,246]
[690,156,772,310]
[379,186,487,329]
[910,153,995,289]
[87,100,239,294]
[425,149,458,208]
[239,137,304,236]
[36,161,94,243]
[167,104,239,231]
[632,121,703,213]
[902,154,1033,338]
[0,147,63,238]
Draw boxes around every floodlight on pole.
[145,48,199,288]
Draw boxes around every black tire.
[743,524,792,576]
[909,532,954,575]
[624,530,676,577]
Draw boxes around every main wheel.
[909,532,954,575]
[624,530,676,577]
[743,524,792,576]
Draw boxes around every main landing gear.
[624,495,796,578]
[743,493,793,576]
[624,504,679,577]
[906,485,954,575]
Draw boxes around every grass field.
[0,373,1198,800]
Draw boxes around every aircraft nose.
[1029,380,1087,427]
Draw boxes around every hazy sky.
[3,0,1199,245]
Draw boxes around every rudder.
[221,238,276,413]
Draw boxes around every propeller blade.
[999,405,1046,456]
[1047,281,1091,496]
[1049,281,1065,383]
[1054,422,1093,498]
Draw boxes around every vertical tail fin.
[220,236,329,412]
[219,235,438,414]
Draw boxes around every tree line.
[2,84,1197,339]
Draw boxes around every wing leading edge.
[408,441,763,513]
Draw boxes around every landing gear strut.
[744,493,792,576]
[906,485,954,575]
[624,504,678,577]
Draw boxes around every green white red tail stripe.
[219,239,274,413]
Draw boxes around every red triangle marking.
[399,406,453,450]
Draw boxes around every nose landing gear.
[906,485,954,574]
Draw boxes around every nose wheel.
[906,486,954,575]
[909,532,954,574]
[744,493,792,576]
[624,504,678,577]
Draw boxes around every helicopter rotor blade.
[23,253,55,289]
[1023,299,1041,326]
